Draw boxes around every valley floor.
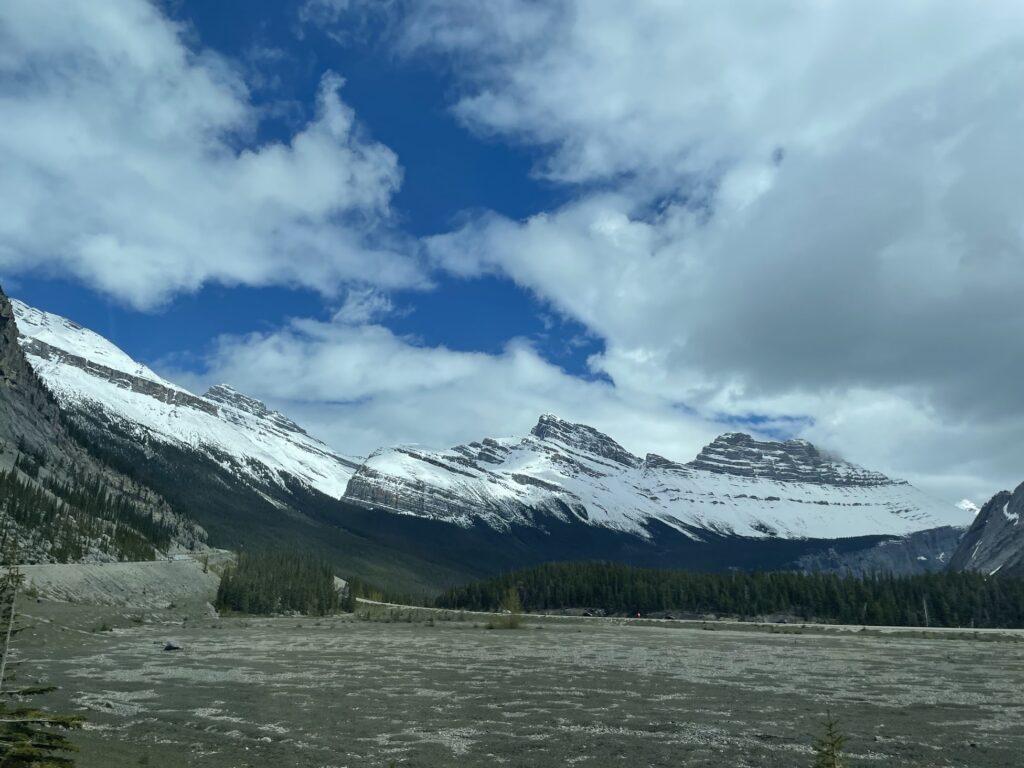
[22,598,1024,767]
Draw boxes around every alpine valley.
[3,290,979,592]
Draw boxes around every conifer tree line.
[0,452,165,563]
[215,548,341,615]
[436,561,1024,628]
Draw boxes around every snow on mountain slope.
[343,415,971,540]
[13,300,186,390]
[11,300,360,499]
[9,299,971,545]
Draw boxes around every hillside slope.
[0,286,204,562]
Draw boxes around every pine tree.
[0,556,83,766]
[811,710,846,768]
[341,584,357,613]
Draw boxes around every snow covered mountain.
[343,415,969,541]
[9,297,972,584]
[11,300,360,499]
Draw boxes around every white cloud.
[0,0,423,309]
[305,0,1024,501]
[185,317,721,461]
[389,0,1024,185]
[5,0,1021,505]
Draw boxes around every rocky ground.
[17,586,1024,768]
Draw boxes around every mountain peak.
[689,431,893,487]
[204,384,307,436]
[11,298,179,389]
[530,414,640,468]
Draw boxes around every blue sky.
[10,0,593,376]
[4,0,1024,502]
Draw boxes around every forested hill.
[437,561,1024,629]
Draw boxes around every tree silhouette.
[811,710,846,768]
[0,552,83,766]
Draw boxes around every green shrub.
[811,710,846,768]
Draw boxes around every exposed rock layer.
[690,432,893,486]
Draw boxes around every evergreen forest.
[215,548,341,615]
[0,459,169,563]
[436,561,1024,628]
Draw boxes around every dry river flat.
[21,600,1024,767]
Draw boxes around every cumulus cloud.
[304,0,1024,501]
[388,0,1024,185]
[184,317,721,461]
[0,0,423,309]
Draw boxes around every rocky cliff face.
[0,290,62,450]
[20,334,217,415]
[797,525,964,576]
[689,432,893,486]
[343,414,969,542]
[949,484,1024,576]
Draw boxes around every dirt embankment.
[18,556,224,608]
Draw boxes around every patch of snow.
[1002,501,1019,524]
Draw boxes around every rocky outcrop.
[797,526,964,576]
[23,337,218,415]
[0,288,62,450]
[949,485,1024,576]
[531,414,641,469]
[689,432,894,486]
[204,384,307,435]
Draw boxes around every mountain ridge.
[6,297,973,587]
[342,413,968,540]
